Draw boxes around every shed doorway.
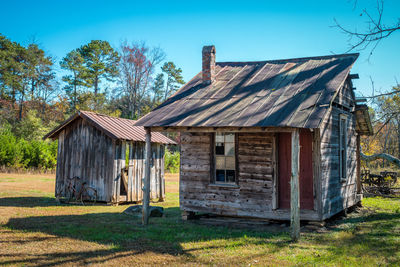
[278,130,314,210]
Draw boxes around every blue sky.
[2,0,399,98]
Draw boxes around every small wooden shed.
[136,46,373,221]
[44,111,175,204]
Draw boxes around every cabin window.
[339,115,347,181]
[214,132,236,184]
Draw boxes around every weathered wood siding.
[112,142,165,203]
[320,81,359,219]
[55,117,166,203]
[180,132,319,220]
[55,118,115,202]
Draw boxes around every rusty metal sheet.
[135,53,359,129]
[45,111,176,144]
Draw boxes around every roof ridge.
[216,53,359,66]
[79,110,137,122]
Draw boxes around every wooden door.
[278,129,314,210]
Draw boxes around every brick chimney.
[202,45,216,84]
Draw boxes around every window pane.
[226,170,235,182]
[225,133,234,143]
[216,142,224,155]
[216,133,224,143]
[216,170,225,182]
[216,156,225,169]
[225,142,235,156]
[225,156,235,170]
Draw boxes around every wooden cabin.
[135,46,373,221]
[44,111,175,204]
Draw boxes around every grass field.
[0,173,399,266]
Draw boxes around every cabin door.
[278,129,314,210]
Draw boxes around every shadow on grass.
[2,206,290,266]
[2,203,400,265]
[0,197,60,207]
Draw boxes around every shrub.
[0,126,19,166]
[0,124,57,170]
[165,149,180,173]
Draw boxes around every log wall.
[180,132,319,220]
[320,80,359,219]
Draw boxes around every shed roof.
[136,53,359,129]
[44,111,176,144]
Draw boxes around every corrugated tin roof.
[136,53,359,129]
[44,111,176,144]
[355,104,374,136]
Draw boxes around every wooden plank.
[117,141,126,203]
[55,130,64,198]
[272,134,277,210]
[150,126,297,133]
[112,141,118,203]
[158,144,165,201]
[291,129,300,241]
[312,129,322,219]
[142,128,151,225]
[128,142,134,202]
[356,134,361,194]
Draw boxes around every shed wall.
[55,118,115,202]
[55,118,166,203]
[320,81,360,219]
[111,141,165,203]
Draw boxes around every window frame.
[339,114,348,182]
[210,132,238,185]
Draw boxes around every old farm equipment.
[361,170,398,195]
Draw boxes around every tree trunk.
[18,92,24,121]
[361,152,400,167]
[94,76,98,97]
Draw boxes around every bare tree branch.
[334,0,399,56]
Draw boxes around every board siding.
[320,81,359,219]
[54,117,166,203]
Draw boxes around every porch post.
[142,127,152,225]
[291,129,300,241]
[356,134,361,194]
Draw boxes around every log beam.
[142,128,152,225]
[291,129,300,241]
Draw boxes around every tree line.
[0,34,184,170]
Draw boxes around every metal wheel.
[81,186,97,205]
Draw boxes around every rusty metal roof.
[355,104,374,136]
[136,53,359,129]
[44,111,176,144]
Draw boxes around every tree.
[150,73,165,107]
[0,35,57,119]
[161,61,184,100]
[0,35,26,103]
[375,86,400,158]
[78,40,120,98]
[335,0,399,55]
[118,41,164,119]
[60,50,86,111]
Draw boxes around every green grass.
[0,174,399,266]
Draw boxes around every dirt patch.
[165,173,179,193]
